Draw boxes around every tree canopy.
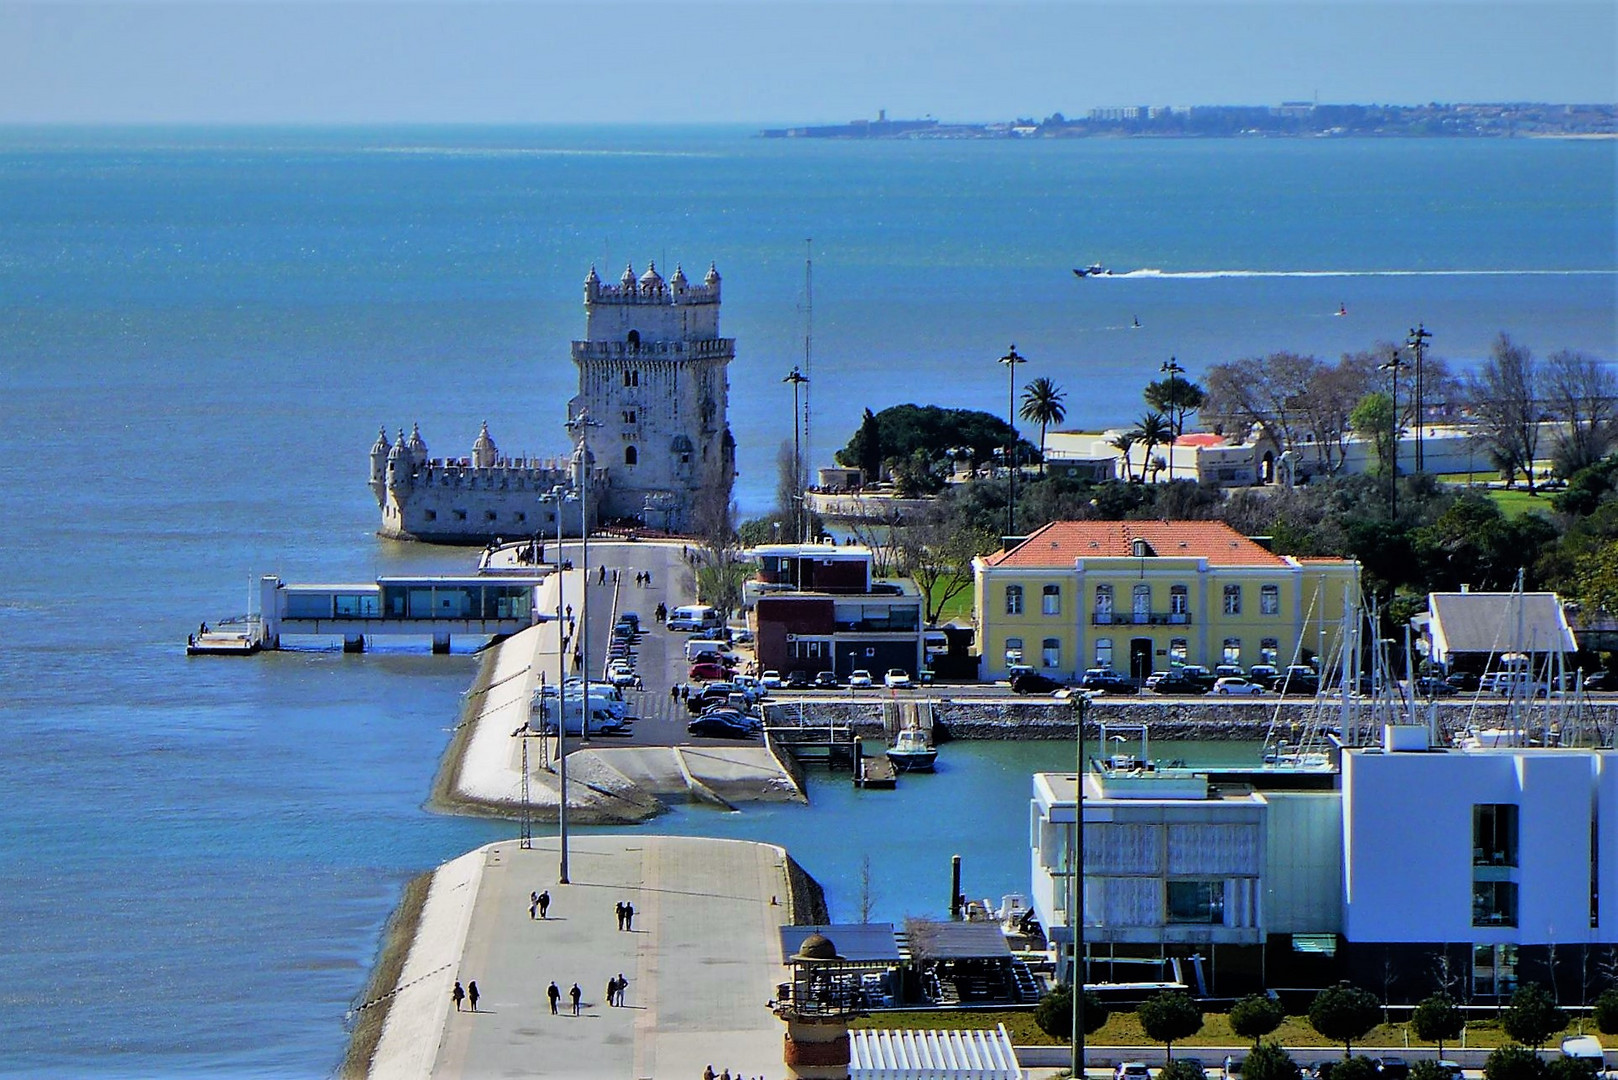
[1033,984,1109,1040]
[1501,984,1567,1050]
[1410,995,1465,1057]
[835,403,1035,475]
[1307,983,1382,1056]
[1230,994,1286,1045]
[1242,1042,1302,1080]
[1138,991,1204,1060]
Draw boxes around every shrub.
[1502,985,1568,1051]
[1034,984,1110,1041]
[1230,994,1286,1045]
[1485,1045,1548,1080]
[1139,991,1205,1061]
[1331,1057,1379,1080]
[1411,995,1465,1057]
[1410,1062,1452,1080]
[1243,1042,1302,1080]
[1161,1061,1210,1080]
[1593,989,1618,1035]
[1308,983,1383,1056]
[1545,1057,1598,1080]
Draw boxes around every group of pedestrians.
[529,890,551,919]
[614,900,636,930]
[703,1067,767,1080]
[451,980,480,1011]
[631,570,653,586]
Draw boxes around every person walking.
[467,981,480,1012]
[623,901,635,931]
[529,897,537,920]
[615,901,626,930]
[538,890,550,918]
[547,981,560,1014]
[452,981,465,1011]
[704,1066,716,1080]
[569,982,582,1016]
[606,975,619,1007]
[614,972,628,1006]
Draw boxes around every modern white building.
[1030,732,1618,1000]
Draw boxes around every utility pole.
[1160,357,1185,482]
[1378,350,1409,520]
[1407,323,1432,473]
[803,239,813,491]
[1000,345,1026,538]
[561,413,600,885]
[784,367,810,542]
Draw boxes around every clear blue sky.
[1,1,1613,124]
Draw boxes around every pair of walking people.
[451,980,480,1012]
[614,900,635,930]
[605,972,628,1007]
[529,889,550,919]
[547,980,583,1015]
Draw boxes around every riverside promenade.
[363,835,801,1080]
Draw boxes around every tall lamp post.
[1378,350,1410,520]
[561,413,599,885]
[1069,692,1087,1077]
[1160,357,1186,482]
[784,366,810,542]
[1407,323,1432,473]
[999,345,1026,538]
[536,487,574,870]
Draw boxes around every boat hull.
[886,749,937,773]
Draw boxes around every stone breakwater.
[765,697,1618,743]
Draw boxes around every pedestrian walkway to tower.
[362,835,800,1080]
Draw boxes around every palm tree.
[1020,377,1067,476]
[1129,411,1173,483]
[1109,432,1137,482]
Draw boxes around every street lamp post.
[784,366,810,542]
[999,345,1026,538]
[1160,357,1186,482]
[561,413,599,885]
[1069,692,1087,1077]
[1378,351,1410,520]
[1407,323,1432,473]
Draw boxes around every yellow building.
[973,520,1360,681]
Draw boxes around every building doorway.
[1130,638,1154,681]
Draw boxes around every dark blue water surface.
[0,126,1611,1076]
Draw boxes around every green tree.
[1138,990,1204,1061]
[1502,984,1568,1051]
[1110,432,1138,482]
[1484,1045,1548,1080]
[1411,1062,1453,1080]
[1410,994,1465,1059]
[1350,391,1398,479]
[854,408,884,482]
[1033,984,1109,1040]
[1593,988,1618,1035]
[1307,983,1383,1057]
[1129,411,1173,483]
[835,404,1026,476]
[1144,375,1207,447]
[1332,1057,1380,1080]
[1546,1058,1598,1080]
[1021,377,1068,477]
[1242,1042,1302,1080]
[1229,994,1286,1045]
[1161,1061,1210,1080]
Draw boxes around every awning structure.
[849,1023,1023,1079]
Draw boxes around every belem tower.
[369,261,737,543]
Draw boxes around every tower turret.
[386,429,409,491]
[369,425,391,504]
[471,420,498,468]
[406,422,428,466]
[584,264,601,302]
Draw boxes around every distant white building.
[1030,733,1618,1000]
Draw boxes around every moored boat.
[886,727,938,772]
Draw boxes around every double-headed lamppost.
[1378,350,1410,520]
[784,366,809,542]
[999,345,1027,538]
[1160,357,1186,482]
[1407,323,1432,473]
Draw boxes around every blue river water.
[0,126,1611,1076]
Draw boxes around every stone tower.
[569,261,736,533]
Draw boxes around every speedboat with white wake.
[1072,263,1113,278]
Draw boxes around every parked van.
[529,684,626,735]
[685,638,736,663]
[668,604,722,632]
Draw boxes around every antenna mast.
[803,239,813,501]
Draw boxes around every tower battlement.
[585,261,720,307]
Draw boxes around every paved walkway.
[413,834,792,1080]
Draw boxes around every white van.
[685,638,736,663]
[668,604,722,633]
[530,683,626,735]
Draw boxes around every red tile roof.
[986,520,1296,568]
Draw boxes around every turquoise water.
[0,127,1611,1076]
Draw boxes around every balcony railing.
[1092,612,1192,626]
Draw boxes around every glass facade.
[1166,880,1225,924]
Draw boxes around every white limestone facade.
[570,261,736,532]
[370,260,736,542]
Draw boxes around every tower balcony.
[571,338,734,362]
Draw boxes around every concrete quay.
[435,540,803,823]
[361,835,809,1080]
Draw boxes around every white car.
[1212,676,1266,695]
[760,670,783,690]
[849,669,873,688]
[884,669,913,688]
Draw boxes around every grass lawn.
[1485,487,1557,521]
[931,588,975,626]
[855,1009,1598,1050]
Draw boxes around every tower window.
[623,410,637,425]
[623,369,640,387]
[624,446,638,466]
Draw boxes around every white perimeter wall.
[1343,749,1617,946]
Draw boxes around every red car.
[688,662,730,681]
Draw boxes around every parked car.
[1443,671,1481,692]
[1180,1057,1208,1080]
[687,711,759,739]
[1432,1063,1462,1080]
[760,670,783,690]
[1414,677,1457,697]
[1583,670,1614,692]
[1012,672,1062,695]
[1248,664,1280,688]
[784,670,811,689]
[1149,674,1207,696]
[1115,1064,1151,1080]
[1214,664,1246,681]
[884,669,914,688]
[1373,1057,1410,1080]
[690,651,737,669]
[1081,671,1134,693]
[813,671,841,689]
[1006,663,1036,680]
[1178,665,1216,690]
[1276,665,1320,695]
[1212,676,1266,695]
[1309,1063,1337,1080]
[848,669,874,688]
[617,612,640,632]
[730,628,754,644]
[688,662,730,681]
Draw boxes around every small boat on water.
[885,727,937,772]
[1072,263,1113,278]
